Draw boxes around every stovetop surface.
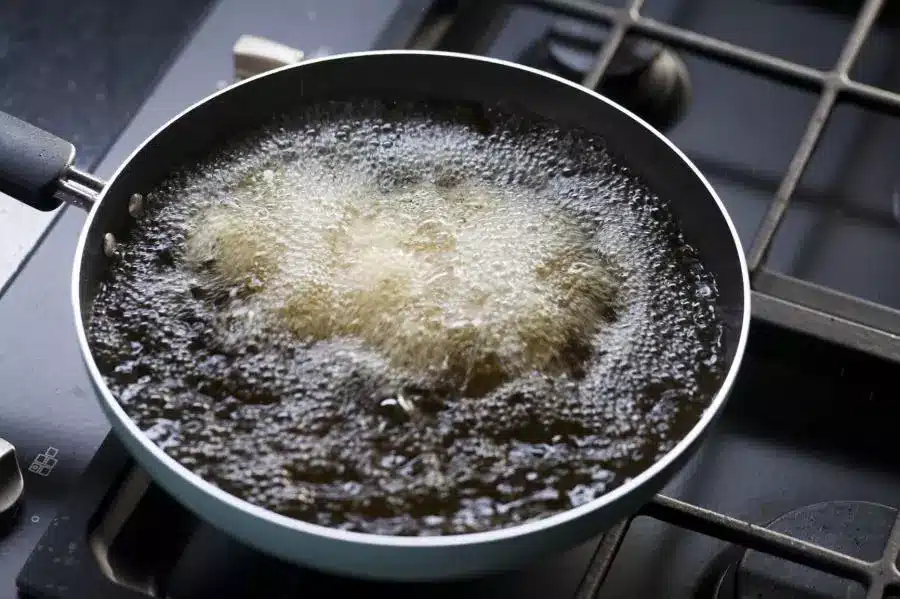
[3,0,900,598]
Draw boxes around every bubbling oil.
[88,99,726,536]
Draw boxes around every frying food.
[184,173,619,396]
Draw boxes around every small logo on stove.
[28,447,59,477]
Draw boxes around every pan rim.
[72,49,751,549]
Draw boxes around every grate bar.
[580,0,642,90]
[628,16,825,90]
[753,291,900,363]
[844,78,900,117]
[573,520,630,599]
[865,511,900,598]
[745,89,838,271]
[746,0,886,272]
[643,495,874,584]
[754,269,900,339]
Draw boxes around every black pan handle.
[0,110,104,212]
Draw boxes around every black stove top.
[4,0,900,598]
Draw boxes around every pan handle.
[0,110,105,212]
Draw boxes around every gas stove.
[3,0,900,598]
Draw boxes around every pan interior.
[87,98,726,537]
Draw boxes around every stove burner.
[532,19,691,131]
[713,501,897,599]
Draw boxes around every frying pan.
[0,51,750,581]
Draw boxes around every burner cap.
[714,501,896,599]
[541,18,691,131]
